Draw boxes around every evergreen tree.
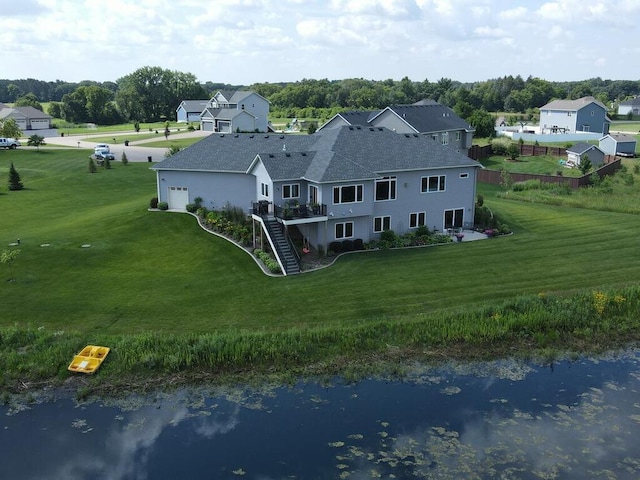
[121,151,129,166]
[88,158,97,173]
[8,163,24,190]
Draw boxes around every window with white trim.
[456,131,461,141]
[409,212,426,228]
[421,175,446,193]
[375,176,396,201]
[441,132,449,145]
[282,184,299,199]
[431,134,438,141]
[459,173,469,179]
[261,183,269,197]
[335,222,354,239]
[373,216,391,233]
[333,184,363,204]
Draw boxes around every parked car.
[94,144,110,153]
[0,137,21,149]
[90,149,115,165]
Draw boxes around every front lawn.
[1,149,639,335]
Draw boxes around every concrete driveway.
[43,129,210,163]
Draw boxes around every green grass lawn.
[480,155,583,176]
[2,149,640,339]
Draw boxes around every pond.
[2,350,640,479]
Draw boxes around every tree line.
[2,68,639,132]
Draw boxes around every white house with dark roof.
[152,126,482,273]
[200,90,269,133]
[539,96,610,135]
[617,97,640,116]
[319,100,475,153]
[176,99,209,123]
[0,106,52,130]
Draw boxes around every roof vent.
[269,154,274,158]
[378,127,383,131]
[404,134,410,138]
[369,127,374,131]
[249,135,254,138]
[348,126,354,130]
[356,126,361,130]
[264,135,269,138]
[285,153,291,157]
[301,152,307,156]
[413,133,419,137]
[220,134,225,137]
[234,134,239,138]
[279,135,284,139]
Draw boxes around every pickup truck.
[0,137,21,149]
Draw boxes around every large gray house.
[319,100,475,153]
[153,126,481,273]
[200,90,269,133]
[539,96,610,135]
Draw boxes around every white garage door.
[30,119,50,130]
[201,121,214,131]
[217,121,231,133]
[168,186,189,210]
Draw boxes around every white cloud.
[0,0,635,84]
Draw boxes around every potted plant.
[454,232,464,242]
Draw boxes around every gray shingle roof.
[178,100,208,112]
[153,126,481,183]
[567,142,599,154]
[541,96,607,111]
[619,97,640,107]
[375,104,474,133]
[319,100,473,134]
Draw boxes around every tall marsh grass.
[3,286,640,393]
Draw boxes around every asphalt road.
[43,129,210,162]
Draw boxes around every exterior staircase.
[263,218,300,275]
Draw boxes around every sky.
[3,0,640,86]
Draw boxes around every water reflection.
[1,351,639,479]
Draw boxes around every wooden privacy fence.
[468,144,567,161]
[477,157,621,189]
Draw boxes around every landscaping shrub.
[490,137,511,155]
[253,249,281,273]
[329,241,342,254]
[186,203,198,213]
[353,239,364,250]
[342,239,354,252]
[149,197,159,209]
[157,202,169,211]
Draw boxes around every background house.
[599,133,637,157]
[153,126,481,260]
[0,106,52,130]
[539,96,610,135]
[617,97,640,116]
[566,142,605,166]
[319,100,474,153]
[176,100,209,123]
[200,90,269,133]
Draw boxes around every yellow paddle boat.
[68,345,110,374]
